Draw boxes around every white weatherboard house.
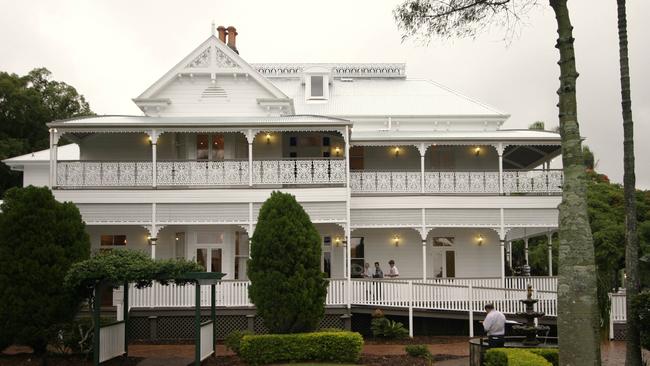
[4,25,586,338]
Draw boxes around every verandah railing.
[56,158,347,187]
[349,169,563,194]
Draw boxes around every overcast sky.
[0,0,648,188]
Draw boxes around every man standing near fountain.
[483,303,506,347]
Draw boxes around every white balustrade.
[254,158,346,185]
[57,161,152,187]
[610,293,627,322]
[200,321,214,361]
[57,158,346,187]
[123,278,571,319]
[505,276,558,292]
[351,170,562,194]
[99,322,125,363]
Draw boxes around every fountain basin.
[469,336,558,365]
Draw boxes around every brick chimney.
[216,26,227,43]
[226,26,238,54]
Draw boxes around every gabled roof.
[134,35,289,109]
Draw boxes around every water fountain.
[512,284,551,346]
[468,284,557,365]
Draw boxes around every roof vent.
[201,85,228,100]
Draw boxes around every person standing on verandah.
[386,259,399,278]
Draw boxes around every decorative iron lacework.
[350,170,563,194]
[252,63,406,78]
[187,47,211,68]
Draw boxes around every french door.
[195,247,223,273]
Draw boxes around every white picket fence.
[98,321,125,363]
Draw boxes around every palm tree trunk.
[549,0,601,365]
[617,0,641,364]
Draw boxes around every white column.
[344,126,352,309]
[248,129,253,187]
[49,129,54,186]
[150,130,159,188]
[248,202,254,259]
[50,129,59,188]
[421,208,427,281]
[468,284,474,337]
[499,209,506,286]
[150,202,157,259]
[419,143,426,193]
[547,231,553,276]
[497,143,504,195]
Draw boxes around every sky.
[0,0,648,188]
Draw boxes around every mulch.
[0,354,143,366]
[364,335,469,345]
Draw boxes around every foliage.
[634,291,650,350]
[64,249,204,299]
[370,313,409,339]
[50,317,114,357]
[0,186,90,354]
[247,191,327,333]
[405,344,433,360]
[224,330,254,355]
[238,331,363,365]
[528,348,559,366]
[583,145,596,170]
[484,348,553,366]
[528,121,545,130]
[0,68,93,196]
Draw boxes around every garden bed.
[0,354,143,366]
[204,354,464,366]
[364,335,469,345]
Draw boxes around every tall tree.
[616,0,641,364]
[0,68,92,196]
[394,1,601,364]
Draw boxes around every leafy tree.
[0,186,90,354]
[615,0,641,364]
[583,145,596,171]
[247,191,327,333]
[394,1,601,363]
[529,121,546,130]
[0,68,93,196]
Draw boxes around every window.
[289,136,297,146]
[350,146,364,170]
[350,237,365,278]
[289,152,298,158]
[323,151,331,158]
[322,237,332,278]
[175,232,185,259]
[196,134,225,161]
[100,235,127,247]
[310,76,324,97]
[234,231,249,280]
[322,136,330,146]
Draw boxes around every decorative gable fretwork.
[183,45,240,73]
[186,47,211,68]
[215,48,239,68]
[252,63,406,78]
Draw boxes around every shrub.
[0,187,91,354]
[318,327,346,332]
[239,331,363,365]
[371,314,409,339]
[224,330,254,355]
[247,191,327,333]
[405,344,432,359]
[635,290,650,350]
[484,348,553,366]
[529,348,559,366]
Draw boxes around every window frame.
[306,74,329,101]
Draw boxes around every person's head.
[388,260,395,267]
[484,303,495,313]
[374,262,380,268]
[364,262,370,269]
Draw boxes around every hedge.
[484,348,555,366]
[239,331,363,365]
[529,348,559,366]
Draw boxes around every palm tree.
[616,0,641,364]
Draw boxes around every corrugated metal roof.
[351,129,561,143]
[2,144,79,165]
[48,115,351,127]
[271,78,507,117]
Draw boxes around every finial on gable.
[211,21,216,36]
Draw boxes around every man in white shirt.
[482,303,506,347]
[386,260,399,278]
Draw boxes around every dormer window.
[304,67,330,101]
[310,76,324,98]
